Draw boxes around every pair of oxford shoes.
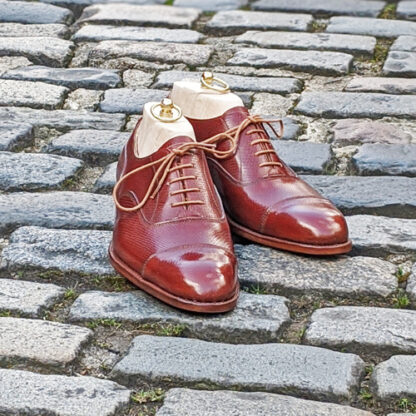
[110,74,351,313]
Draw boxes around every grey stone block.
[0,36,74,67]
[73,24,202,43]
[0,22,69,38]
[273,141,332,173]
[174,0,247,11]
[0,121,33,151]
[295,92,416,119]
[1,226,114,274]
[69,290,290,344]
[0,151,83,191]
[229,48,353,75]
[0,369,131,416]
[100,88,166,114]
[0,317,92,367]
[94,161,116,192]
[383,51,416,77]
[0,79,68,109]
[391,35,416,52]
[206,10,312,34]
[89,40,213,66]
[372,355,416,401]
[0,55,32,75]
[0,192,113,233]
[0,279,65,317]
[157,389,375,416]
[48,130,129,165]
[235,244,397,298]
[153,70,302,94]
[40,0,165,16]
[332,119,412,145]
[2,65,121,90]
[326,16,416,38]
[347,215,416,256]
[0,107,125,131]
[345,77,416,94]
[397,1,416,21]
[111,335,365,402]
[305,306,416,357]
[303,175,416,217]
[0,0,73,24]
[79,4,200,28]
[252,0,385,18]
[352,144,416,176]
[236,31,376,56]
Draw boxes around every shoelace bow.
[113,115,283,212]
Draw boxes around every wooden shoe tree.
[134,99,196,158]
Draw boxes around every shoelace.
[207,115,284,169]
[113,115,283,212]
[113,135,235,212]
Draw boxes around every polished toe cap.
[143,244,237,303]
[262,197,349,246]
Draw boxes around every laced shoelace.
[207,115,284,169]
[113,115,283,213]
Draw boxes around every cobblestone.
[391,35,416,52]
[0,192,113,233]
[111,335,365,402]
[235,244,397,298]
[229,48,353,75]
[174,0,247,11]
[352,144,416,176]
[408,263,416,304]
[157,389,375,416]
[0,0,73,25]
[326,16,416,38]
[0,107,125,130]
[0,226,112,275]
[0,121,33,151]
[93,161,116,192]
[73,24,202,43]
[153,70,302,94]
[305,307,416,357]
[236,31,376,57]
[296,92,416,119]
[0,369,131,416]
[0,151,83,191]
[274,141,332,174]
[0,279,65,317]
[303,175,416,217]
[397,1,416,21]
[372,355,416,402]
[0,36,74,67]
[206,10,312,34]
[347,215,416,256]
[2,65,121,89]
[252,0,385,17]
[100,88,166,114]
[0,22,69,38]
[0,317,91,367]
[89,41,213,66]
[69,290,290,343]
[0,79,68,109]
[332,119,412,145]
[345,77,416,94]
[79,4,200,28]
[47,129,129,165]
[383,51,416,77]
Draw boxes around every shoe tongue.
[158,136,195,152]
[222,106,250,129]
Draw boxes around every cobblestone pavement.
[0,1,416,415]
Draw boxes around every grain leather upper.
[187,106,349,247]
[111,120,238,304]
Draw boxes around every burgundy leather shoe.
[110,121,239,313]
[187,107,352,255]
